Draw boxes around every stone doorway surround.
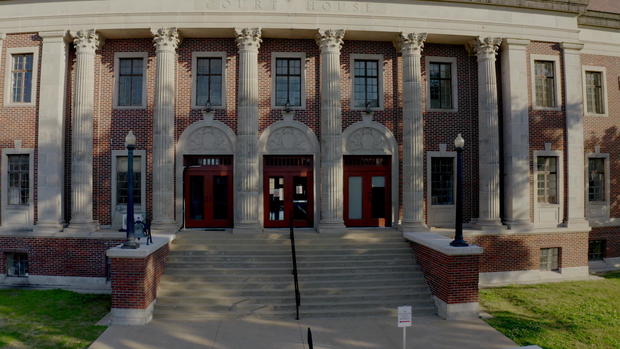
[258,117,320,229]
[175,116,236,230]
[342,117,399,228]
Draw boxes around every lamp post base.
[121,239,140,249]
[450,239,469,247]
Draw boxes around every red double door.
[263,156,314,228]
[184,156,234,228]
[343,156,391,227]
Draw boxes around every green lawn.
[480,271,620,349]
[0,289,110,349]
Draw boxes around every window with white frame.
[425,56,458,112]
[588,157,605,203]
[275,57,302,107]
[4,47,39,106]
[431,157,454,205]
[534,61,556,108]
[350,54,383,110]
[114,53,147,108]
[6,253,28,277]
[115,155,142,205]
[540,247,560,271]
[537,156,558,204]
[7,154,30,206]
[582,66,608,117]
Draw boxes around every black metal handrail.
[289,214,301,320]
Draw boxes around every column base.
[150,222,179,234]
[33,222,65,233]
[564,218,590,231]
[471,219,506,232]
[317,221,346,234]
[399,221,428,233]
[65,220,99,233]
[504,219,535,232]
[232,223,262,234]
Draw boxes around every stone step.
[161,271,424,284]
[158,284,430,297]
[167,253,412,263]
[165,264,419,274]
[169,248,413,256]
[164,258,414,268]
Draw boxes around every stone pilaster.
[472,37,503,228]
[234,28,261,233]
[561,42,589,230]
[151,28,180,233]
[66,29,100,232]
[501,39,533,230]
[397,32,427,232]
[316,29,346,233]
[34,31,70,233]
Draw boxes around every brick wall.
[109,242,169,309]
[470,231,589,273]
[412,242,480,304]
[590,226,620,259]
[0,237,122,277]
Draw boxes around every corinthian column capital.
[471,37,502,59]
[396,32,427,55]
[316,29,345,52]
[72,29,101,53]
[152,27,180,51]
[235,28,262,51]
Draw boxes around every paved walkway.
[90,314,517,349]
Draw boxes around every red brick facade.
[109,242,169,309]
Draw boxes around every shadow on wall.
[472,235,533,274]
[585,125,620,215]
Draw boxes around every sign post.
[398,306,412,349]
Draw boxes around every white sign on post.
[398,306,412,349]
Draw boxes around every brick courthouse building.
[0,0,619,322]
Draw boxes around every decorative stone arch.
[175,118,236,227]
[258,119,320,229]
[342,118,399,227]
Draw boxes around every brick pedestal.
[107,236,171,325]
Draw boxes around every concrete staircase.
[154,230,436,319]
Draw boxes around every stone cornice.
[425,0,588,14]
[235,27,262,50]
[151,27,180,51]
[316,29,345,52]
[395,32,427,54]
[579,10,620,30]
[72,29,102,53]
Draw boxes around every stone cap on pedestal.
[106,235,173,258]
[404,231,483,256]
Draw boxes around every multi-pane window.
[540,247,560,271]
[6,253,28,277]
[116,156,142,205]
[585,71,604,114]
[588,158,605,202]
[588,240,606,261]
[353,60,379,108]
[118,58,144,107]
[7,155,29,205]
[11,53,34,103]
[429,62,452,109]
[537,156,558,204]
[275,58,302,107]
[534,61,556,108]
[196,57,223,107]
[431,157,454,205]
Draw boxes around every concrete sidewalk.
[90,314,516,349]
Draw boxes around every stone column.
[501,39,533,230]
[66,30,100,232]
[397,32,427,232]
[316,29,346,233]
[561,42,589,229]
[151,28,180,233]
[34,31,70,233]
[233,28,262,233]
[472,37,503,228]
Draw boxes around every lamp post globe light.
[121,131,139,249]
[450,133,469,247]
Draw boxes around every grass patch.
[0,289,110,349]
[480,271,620,349]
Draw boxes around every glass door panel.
[189,176,204,220]
[348,176,363,220]
[212,175,228,220]
[268,176,286,221]
[293,176,309,220]
[371,176,386,219]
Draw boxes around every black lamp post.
[450,133,469,247]
[121,131,139,249]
